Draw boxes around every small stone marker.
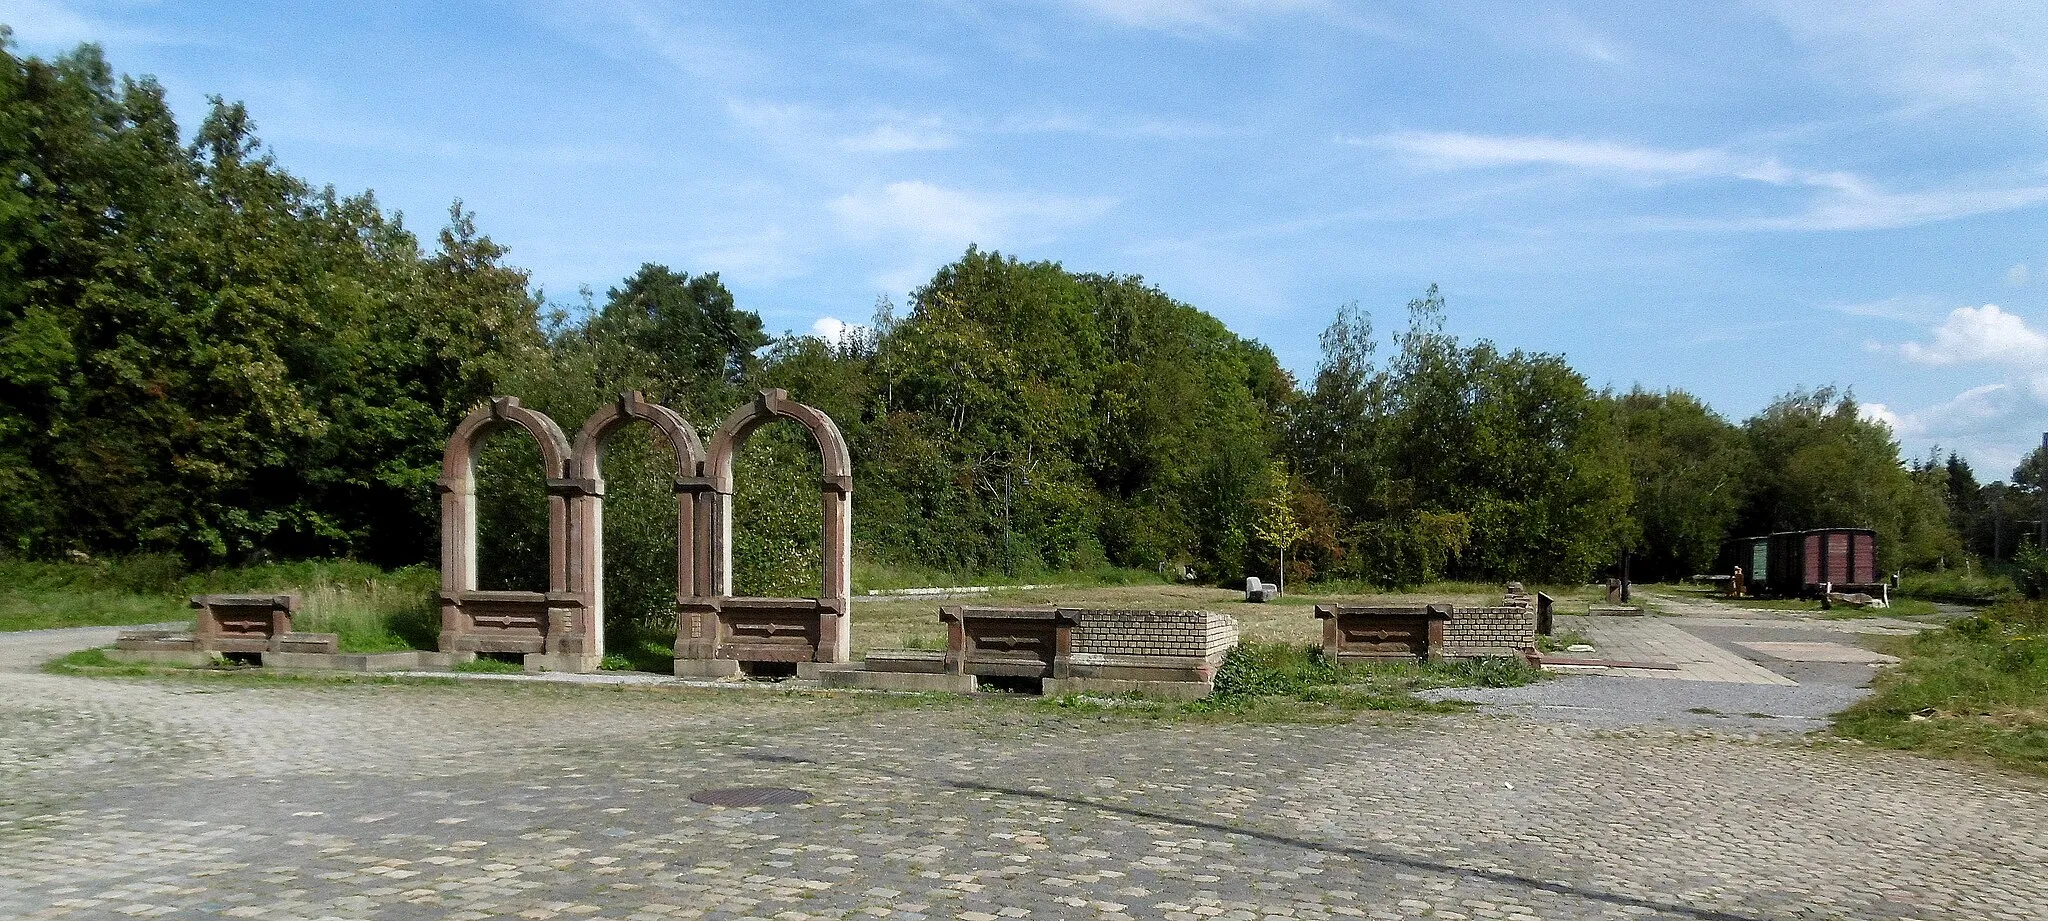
[1244,577,1278,603]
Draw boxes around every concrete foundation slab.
[525,653,601,673]
[1042,677,1214,700]
[263,651,474,672]
[674,658,743,678]
[102,648,217,668]
[815,669,976,693]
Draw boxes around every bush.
[2016,541,2048,601]
[1898,567,2018,605]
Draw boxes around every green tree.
[1738,388,1960,571]
[1251,461,1309,595]
[1612,388,1753,580]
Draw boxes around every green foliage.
[1295,287,1630,585]
[1835,600,2048,774]
[1211,641,1543,701]
[0,41,538,565]
[1737,388,1957,571]
[1612,388,1751,580]
[0,557,435,651]
[1897,567,2017,605]
[0,39,2000,616]
[453,655,523,674]
[0,558,188,631]
[2016,541,2048,601]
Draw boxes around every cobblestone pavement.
[4,627,2047,921]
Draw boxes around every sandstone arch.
[436,396,596,671]
[569,391,713,652]
[675,389,853,673]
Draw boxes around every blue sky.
[9,0,2048,477]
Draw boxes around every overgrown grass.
[1897,568,2017,606]
[454,656,525,674]
[1835,600,2048,774]
[0,557,438,652]
[42,646,159,676]
[1538,629,1591,653]
[852,558,1170,593]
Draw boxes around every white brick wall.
[1442,598,1537,654]
[1069,609,1240,659]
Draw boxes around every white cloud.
[1361,131,1865,190]
[1858,401,1906,435]
[1760,0,2048,122]
[839,123,959,153]
[809,316,871,345]
[1875,304,2048,470]
[727,100,1234,158]
[829,180,1115,247]
[1058,0,1333,35]
[1898,304,2048,366]
[1358,131,2048,231]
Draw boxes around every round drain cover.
[689,787,812,807]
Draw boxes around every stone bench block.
[1062,652,1220,683]
[860,649,948,674]
[102,647,217,668]
[815,669,976,693]
[115,629,199,651]
[262,650,474,672]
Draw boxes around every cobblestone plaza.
[3,622,2044,921]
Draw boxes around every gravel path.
[3,620,2045,921]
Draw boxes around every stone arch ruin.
[674,389,853,676]
[437,390,852,675]
[436,396,597,671]
[569,391,712,642]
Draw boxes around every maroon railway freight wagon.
[1721,528,1881,598]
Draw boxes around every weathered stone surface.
[1043,676,1215,700]
[676,596,843,670]
[569,391,710,642]
[816,668,977,693]
[859,649,949,674]
[437,397,595,670]
[1442,604,1538,657]
[676,389,856,673]
[101,647,216,667]
[445,391,858,676]
[192,593,301,654]
[1316,604,1450,661]
[262,650,473,672]
[112,629,198,652]
[942,605,1074,678]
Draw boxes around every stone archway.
[436,396,597,671]
[675,389,853,673]
[569,391,711,659]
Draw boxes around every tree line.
[4,40,2044,614]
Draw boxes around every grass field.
[4,556,1600,663]
[0,558,438,651]
[1834,600,2048,775]
[1654,582,1942,619]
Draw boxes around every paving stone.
[2,626,2047,920]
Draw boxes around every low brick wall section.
[1442,602,1537,656]
[1070,609,1239,659]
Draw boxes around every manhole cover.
[689,787,812,807]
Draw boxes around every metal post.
[2038,433,2047,548]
